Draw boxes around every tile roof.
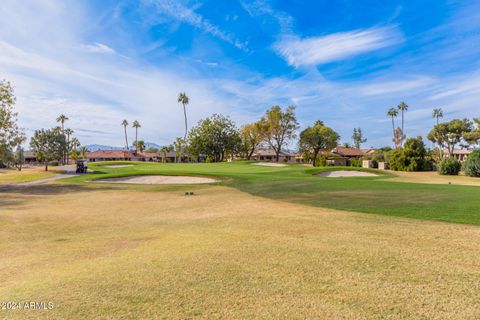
[86,150,143,159]
[332,147,365,157]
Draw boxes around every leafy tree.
[121,119,129,150]
[240,122,263,160]
[259,105,299,162]
[173,137,186,163]
[427,119,476,156]
[342,142,351,148]
[30,128,67,171]
[389,136,432,171]
[188,114,241,162]
[387,108,398,148]
[299,121,339,167]
[371,147,393,166]
[12,146,25,171]
[0,80,25,166]
[132,120,141,153]
[146,147,159,153]
[352,128,367,149]
[463,150,480,177]
[178,92,189,141]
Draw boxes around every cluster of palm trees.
[387,102,408,148]
[121,119,143,152]
[387,103,445,149]
[56,114,86,163]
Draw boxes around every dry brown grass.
[385,170,480,186]
[0,167,59,185]
[1,184,480,319]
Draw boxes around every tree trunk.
[183,104,188,141]
[391,117,396,148]
[45,162,48,171]
[312,149,320,167]
[247,148,255,160]
[135,128,138,153]
[124,127,129,150]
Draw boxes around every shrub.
[350,158,362,167]
[438,158,461,175]
[463,150,480,177]
[314,156,327,167]
[388,137,433,171]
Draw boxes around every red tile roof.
[332,147,365,157]
[86,150,143,159]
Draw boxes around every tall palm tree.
[56,114,69,131]
[432,108,443,126]
[177,92,189,141]
[387,108,398,147]
[64,128,74,164]
[397,102,409,138]
[132,120,141,153]
[121,119,129,150]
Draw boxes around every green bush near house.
[350,158,362,167]
[314,156,327,167]
[438,157,461,175]
[389,137,433,171]
[463,150,480,177]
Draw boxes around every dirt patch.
[316,170,377,178]
[97,175,217,185]
[251,162,287,167]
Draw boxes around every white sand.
[103,165,133,168]
[316,170,377,178]
[251,162,287,167]
[98,175,217,185]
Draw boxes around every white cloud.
[82,42,116,54]
[274,27,403,67]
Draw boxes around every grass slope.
[2,185,480,319]
[65,161,480,226]
[0,167,57,185]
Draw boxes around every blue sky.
[0,0,479,148]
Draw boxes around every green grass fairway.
[66,161,480,226]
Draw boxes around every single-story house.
[24,151,38,163]
[251,149,300,163]
[444,149,472,162]
[86,150,144,162]
[158,151,177,163]
[332,147,366,159]
[139,152,161,162]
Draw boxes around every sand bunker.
[316,170,377,178]
[103,165,133,168]
[251,162,287,167]
[98,175,216,184]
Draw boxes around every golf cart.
[76,160,88,174]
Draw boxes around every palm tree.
[121,119,129,150]
[160,145,174,163]
[387,108,398,147]
[56,114,69,131]
[397,102,409,139]
[432,108,443,126]
[132,120,141,153]
[177,92,190,141]
[79,146,89,159]
[64,128,74,164]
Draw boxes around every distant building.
[24,151,38,163]
[86,150,144,162]
[444,149,472,162]
[332,147,366,159]
[250,149,303,163]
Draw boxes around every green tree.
[389,136,432,172]
[132,120,141,153]
[121,119,129,150]
[79,146,89,159]
[299,121,340,167]
[12,146,25,171]
[427,119,476,156]
[56,114,69,131]
[463,150,480,177]
[173,137,186,163]
[0,80,25,166]
[178,92,189,141]
[188,114,241,162]
[133,140,145,153]
[64,128,74,164]
[259,105,299,162]
[240,122,263,160]
[30,128,67,171]
[352,128,367,149]
[387,108,398,148]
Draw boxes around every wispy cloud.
[82,42,116,54]
[240,0,294,34]
[274,27,403,67]
[149,0,248,51]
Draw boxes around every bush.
[463,150,480,177]
[314,156,327,167]
[438,158,461,175]
[388,137,433,171]
[350,158,362,167]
